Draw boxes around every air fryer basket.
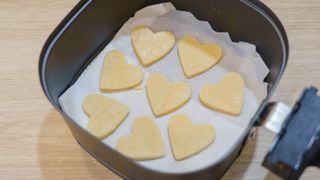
[39,0,288,179]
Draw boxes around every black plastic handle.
[262,87,320,179]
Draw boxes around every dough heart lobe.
[116,116,165,160]
[168,114,215,161]
[100,50,143,91]
[83,94,129,139]
[146,74,191,117]
[199,72,244,116]
[131,26,175,67]
[178,35,222,78]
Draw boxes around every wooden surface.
[0,0,319,179]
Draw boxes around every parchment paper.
[58,3,269,173]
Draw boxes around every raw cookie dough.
[199,72,245,116]
[131,26,175,67]
[178,35,222,78]
[83,94,129,139]
[146,74,192,117]
[100,50,143,91]
[116,116,165,160]
[168,114,215,161]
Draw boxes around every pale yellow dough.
[199,72,245,116]
[83,94,129,139]
[168,114,215,161]
[116,116,165,160]
[100,50,143,91]
[131,26,175,67]
[178,35,222,78]
[146,74,192,117]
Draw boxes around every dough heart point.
[146,74,192,117]
[199,72,245,116]
[83,94,129,139]
[131,26,175,67]
[100,50,143,91]
[168,114,215,161]
[116,116,165,160]
[178,35,222,78]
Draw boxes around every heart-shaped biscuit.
[146,74,192,117]
[131,26,175,67]
[116,116,165,160]
[178,35,222,78]
[168,114,215,161]
[199,72,244,116]
[100,50,143,91]
[83,94,129,139]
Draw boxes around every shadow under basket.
[39,0,288,179]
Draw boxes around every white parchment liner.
[59,3,269,173]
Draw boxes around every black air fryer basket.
[39,0,320,179]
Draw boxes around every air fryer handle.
[258,87,320,180]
